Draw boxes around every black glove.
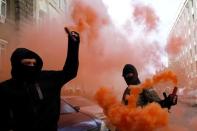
[65,27,80,44]
[160,92,178,110]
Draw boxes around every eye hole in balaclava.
[20,58,39,81]
[122,64,140,85]
[21,58,37,67]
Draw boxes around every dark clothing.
[122,86,161,106]
[122,64,162,107]
[0,35,79,130]
[10,48,43,81]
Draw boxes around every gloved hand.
[65,27,80,44]
[160,87,178,110]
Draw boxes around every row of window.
[50,0,66,11]
[0,0,7,71]
[0,0,6,23]
[0,0,67,24]
[0,39,7,72]
[171,0,197,78]
[174,0,197,37]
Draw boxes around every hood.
[10,48,43,80]
[122,64,140,85]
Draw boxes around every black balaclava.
[122,64,141,85]
[11,48,43,82]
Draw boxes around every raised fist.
[65,27,80,44]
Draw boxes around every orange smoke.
[95,70,178,131]
[70,0,109,44]
[166,36,185,56]
[133,4,159,31]
[95,87,168,131]
[10,0,166,100]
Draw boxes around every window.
[0,0,6,23]
[196,61,197,71]
[193,61,196,73]
[59,0,65,11]
[38,10,47,25]
[190,49,193,57]
[195,45,197,54]
[0,39,7,72]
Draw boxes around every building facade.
[169,0,197,88]
[0,0,70,81]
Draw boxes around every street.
[168,100,197,131]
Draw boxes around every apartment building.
[169,0,197,88]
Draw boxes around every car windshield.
[60,100,77,114]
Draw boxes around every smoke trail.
[95,70,177,131]
[66,0,109,46]
[60,0,166,98]
[165,35,185,57]
[165,35,188,90]
[95,90,168,131]
[133,3,159,31]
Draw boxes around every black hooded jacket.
[0,34,79,131]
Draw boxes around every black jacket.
[0,34,79,131]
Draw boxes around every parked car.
[58,96,108,131]
[62,96,106,120]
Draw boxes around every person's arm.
[46,28,80,86]
[143,88,178,110]
[122,87,130,105]
[62,28,80,82]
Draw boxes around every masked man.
[0,28,80,131]
[122,64,177,108]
